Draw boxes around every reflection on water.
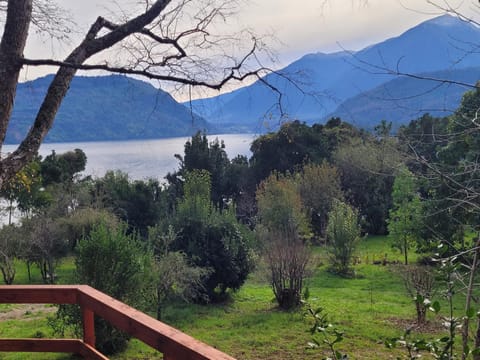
[3,134,255,181]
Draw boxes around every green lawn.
[0,236,469,359]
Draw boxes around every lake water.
[4,134,256,182]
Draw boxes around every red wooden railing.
[0,285,236,360]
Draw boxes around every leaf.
[429,301,441,314]
[466,307,476,319]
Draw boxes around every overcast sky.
[20,0,480,86]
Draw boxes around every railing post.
[82,306,95,348]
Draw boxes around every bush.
[326,200,361,276]
[256,172,311,309]
[53,221,151,355]
[174,170,253,302]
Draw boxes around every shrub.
[326,200,361,276]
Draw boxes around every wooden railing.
[0,285,236,360]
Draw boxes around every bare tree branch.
[0,0,277,188]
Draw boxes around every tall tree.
[388,167,423,265]
[171,132,233,208]
[91,171,164,237]
[297,162,344,239]
[0,0,274,188]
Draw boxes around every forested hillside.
[8,75,212,143]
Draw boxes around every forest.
[0,86,479,359]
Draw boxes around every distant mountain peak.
[425,14,469,27]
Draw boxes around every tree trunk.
[26,261,31,282]
[0,0,33,150]
[0,0,172,188]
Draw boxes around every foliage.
[386,252,480,360]
[326,200,361,276]
[304,302,348,360]
[147,225,210,319]
[3,235,445,360]
[40,149,87,187]
[298,162,344,239]
[54,207,120,250]
[256,172,310,237]
[0,159,49,221]
[168,132,253,214]
[250,119,360,184]
[72,221,151,354]
[91,171,164,237]
[256,172,311,309]
[174,170,253,301]
[398,90,480,252]
[388,167,423,265]
[20,216,69,284]
[334,135,400,235]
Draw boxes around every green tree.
[74,222,151,354]
[326,199,361,276]
[334,137,399,235]
[91,171,164,237]
[147,225,209,319]
[250,119,362,183]
[169,132,244,210]
[0,159,49,223]
[40,149,87,186]
[173,170,253,302]
[256,172,311,309]
[297,162,344,239]
[388,167,423,265]
[55,207,120,250]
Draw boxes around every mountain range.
[189,14,480,131]
[10,14,480,143]
[8,75,211,144]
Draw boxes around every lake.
[4,134,256,181]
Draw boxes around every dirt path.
[0,304,57,321]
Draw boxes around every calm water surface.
[4,134,256,181]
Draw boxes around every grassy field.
[0,236,467,359]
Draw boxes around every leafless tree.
[0,0,275,188]
[395,264,436,324]
[262,224,311,310]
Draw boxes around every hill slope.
[189,15,480,130]
[326,67,480,130]
[8,75,211,144]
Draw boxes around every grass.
[0,236,471,359]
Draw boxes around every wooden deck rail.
[0,285,236,360]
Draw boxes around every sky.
[19,0,480,96]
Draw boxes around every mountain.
[189,15,480,130]
[8,75,212,144]
[325,67,480,130]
